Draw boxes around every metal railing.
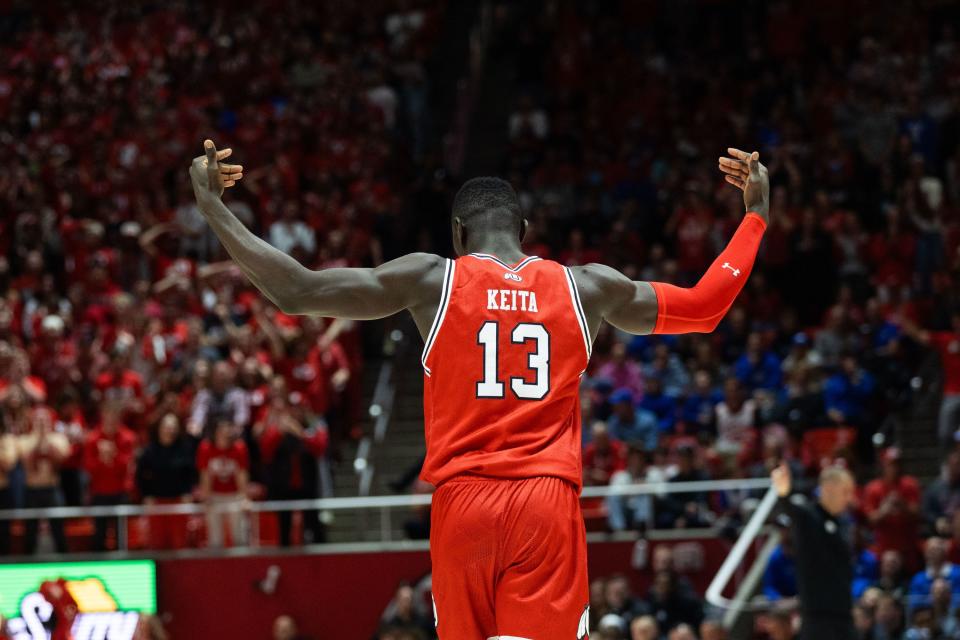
[705,485,780,630]
[0,478,772,552]
[354,330,402,497]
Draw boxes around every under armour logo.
[577,605,589,639]
[504,272,522,282]
[721,262,741,277]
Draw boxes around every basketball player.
[189,140,769,639]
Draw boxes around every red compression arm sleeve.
[649,212,766,334]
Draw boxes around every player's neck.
[465,235,527,263]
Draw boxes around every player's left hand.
[718,148,769,222]
[189,139,244,200]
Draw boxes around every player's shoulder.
[568,262,635,301]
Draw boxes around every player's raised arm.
[573,148,769,336]
[188,140,443,319]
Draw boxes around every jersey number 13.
[476,321,550,400]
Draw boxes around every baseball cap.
[610,388,634,405]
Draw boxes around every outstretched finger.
[724,174,746,190]
[726,147,751,161]
[219,163,243,175]
[216,148,233,161]
[719,156,746,169]
[718,160,748,178]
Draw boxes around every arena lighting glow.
[0,560,156,640]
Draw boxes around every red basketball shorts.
[430,475,590,640]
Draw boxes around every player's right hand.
[718,148,770,222]
[189,139,244,201]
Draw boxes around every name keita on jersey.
[486,288,539,312]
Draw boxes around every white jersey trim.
[564,266,592,358]
[468,253,541,272]
[421,258,455,376]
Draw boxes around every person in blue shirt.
[642,343,690,398]
[734,332,783,392]
[908,536,960,603]
[763,518,798,601]
[638,376,677,434]
[679,369,722,435]
[606,388,659,451]
[824,352,876,426]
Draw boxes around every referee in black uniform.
[771,462,856,640]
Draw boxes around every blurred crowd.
[6,0,960,637]
[0,0,443,552]
[479,0,960,639]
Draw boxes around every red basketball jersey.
[420,253,592,489]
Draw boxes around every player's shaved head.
[451,177,524,254]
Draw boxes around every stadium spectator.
[606,447,655,532]
[596,342,644,402]
[658,445,712,529]
[904,605,939,640]
[644,570,704,632]
[908,537,960,601]
[606,389,658,451]
[596,613,627,638]
[272,614,309,640]
[824,352,877,428]
[930,577,960,638]
[84,402,136,551]
[188,361,250,439]
[699,619,727,640]
[642,344,690,400]
[853,602,874,640]
[713,378,758,459]
[603,574,648,623]
[734,332,783,393]
[678,370,721,436]
[637,376,677,434]
[629,616,659,640]
[197,417,249,548]
[901,312,960,442]
[19,407,70,553]
[136,413,196,550]
[874,550,910,600]
[256,381,329,546]
[0,412,16,555]
[762,607,798,640]
[863,448,922,568]
[54,390,88,507]
[924,451,960,537]
[871,593,905,640]
[379,583,434,638]
[583,422,626,486]
[763,525,798,602]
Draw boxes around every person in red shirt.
[92,341,145,428]
[197,416,250,548]
[862,447,922,570]
[901,312,960,443]
[257,387,329,546]
[54,390,87,507]
[83,403,136,551]
[583,422,627,486]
